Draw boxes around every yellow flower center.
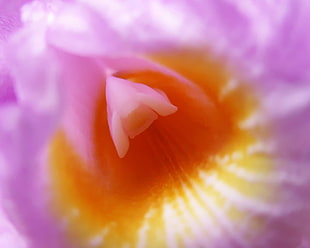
[49,50,276,248]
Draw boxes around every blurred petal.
[1,0,310,248]
[0,206,26,248]
[46,1,126,56]
[59,53,105,163]
[0,2,65,247]
[0,0,31,41]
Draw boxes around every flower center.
[48,50,275,248]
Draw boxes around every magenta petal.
[259,1,310,83]
[0,74,16,104]
[60,53,104,163]
[262,83,310,169]
[0,0,31,41]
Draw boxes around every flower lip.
[106,75,178,158]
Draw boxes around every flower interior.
[49,50,277,247]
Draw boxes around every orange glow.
[48,51,271,247]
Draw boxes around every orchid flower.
[1,0,310,248]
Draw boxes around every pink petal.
[60,53,105,163]
[0,206,26,248]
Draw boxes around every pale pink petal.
[106,76,177,157]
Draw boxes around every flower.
[1,0,310,248]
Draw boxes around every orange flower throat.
[49,51,275,248]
